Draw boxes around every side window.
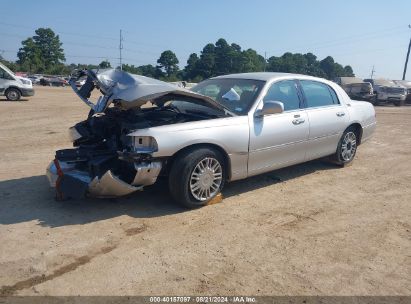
[0,69,6,79]
[300,80,338,108]
[263,80,300,111]
[0,68,13,80]
[328,86,340,104]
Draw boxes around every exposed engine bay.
[47,68,230,199]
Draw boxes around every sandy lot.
[0,86,410,296]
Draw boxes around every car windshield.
[191,78,265,115]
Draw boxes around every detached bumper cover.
[46,159,161,199]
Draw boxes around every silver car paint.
[129,73,376,181]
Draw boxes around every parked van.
[0,62,34,101]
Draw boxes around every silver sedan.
[47,70,376,208]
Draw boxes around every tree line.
[1,28,355,81]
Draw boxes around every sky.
[0,0,410,80]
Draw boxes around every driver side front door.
[248,80,309,176]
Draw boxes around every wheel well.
[347,123,363,145]
[5,86,22,95]
[166,143,231,180]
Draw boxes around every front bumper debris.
[88,171,143,197]
[46,159,161,199]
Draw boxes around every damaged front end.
[47,68,228,199]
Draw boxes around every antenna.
[370,65,375,79]
[119,29,123,71]
[264,51,267,72]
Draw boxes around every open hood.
[69,69,231,115]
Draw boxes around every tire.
[393,100,404,107]
[370,95,379,106]
[332,127,358,166]
[5,88,21,101]
[169,147,225,208]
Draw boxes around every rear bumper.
[21,88,35,97]
[46,159,162,199]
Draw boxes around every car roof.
[211,72,320,82]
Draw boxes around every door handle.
[292,118,305,125]
[336,112,345,117]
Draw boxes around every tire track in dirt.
[0,223,148,296]
[0,245,116,296]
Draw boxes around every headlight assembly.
[133,136,158,153]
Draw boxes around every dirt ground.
[0,86,410,296]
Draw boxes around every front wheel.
[5,88,21,101]
[169,147,225,208]
[332,127,358,166]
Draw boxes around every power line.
[266,26,409,56]
[0,21,118,41]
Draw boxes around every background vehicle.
[40,76,67,87]
[393,80,411,103]
[27,75,42,85]
[335,77,374,102]
[0,62,34,101]
[47,70,376,208]
[364,78,407,106]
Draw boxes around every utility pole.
[402,24,411,80]
[119,29,123,71]
[370,65,375,79]
[264,51,267,72]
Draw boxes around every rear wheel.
[169,147,225,208]
[393,100,404,106]
[332,127,358,166]
[5,88,21,101]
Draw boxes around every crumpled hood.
[69,68,229,114]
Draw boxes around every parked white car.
[47,69,376,208]
[0,62,34,101]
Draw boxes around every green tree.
[183,53,200,81]
[240,49,265,72]
[17,38,43,73]
[343,65,355,77]
[197,43,216,79]
[157,50,179,77]
[17,28,65,73]
[137,64,158,78]
[98,60,111,69]
[122,64,140,74]
[319,56,337,79]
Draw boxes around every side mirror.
[255,101,284,118]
